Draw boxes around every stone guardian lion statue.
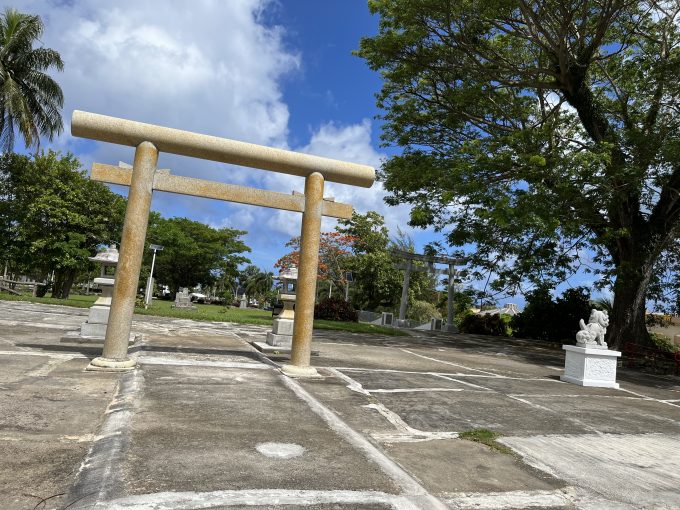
[575,309,609,349]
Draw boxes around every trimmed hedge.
[314,297,358,322]
[459,313,510,336]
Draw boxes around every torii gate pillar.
[88,142,158,371]
[282,172,324,377]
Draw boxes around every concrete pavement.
[0,299,679,509]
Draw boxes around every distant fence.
[0,277,46,295]
[358,310,381,323]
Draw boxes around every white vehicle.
[190,292,207,303]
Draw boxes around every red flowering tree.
[275,232,357,297]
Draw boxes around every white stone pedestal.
[62,276,137,345]
[266,317,293,348]
[561,345,621,389]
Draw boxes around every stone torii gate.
[393,249,465,332]
[71,110,374,377]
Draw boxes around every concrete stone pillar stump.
[62,246,137,345]
[254,267,298,354]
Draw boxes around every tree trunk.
[607,270,651,350]
[35,272,49,297]
[51,270,64,298]
[50,269,76,299]
[61,270,76,299]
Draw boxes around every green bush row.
[460,287,596,343]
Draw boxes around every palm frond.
[0,8,63,151]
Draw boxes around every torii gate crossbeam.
[72,111,374,377]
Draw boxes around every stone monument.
[561,309,621,389]
[172,288,196,309]
[62,246,136,344]
[253,267,301,354]
[240,293,248,309]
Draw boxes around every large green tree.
[145,215,250,296]
[358,0,680,348]
[336,211,403,309]
[0,151,126,297]
[0,8,63,152]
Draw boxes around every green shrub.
[222,289,234,307]
[407,299,441,323]
[459,313,510,336]
[646,313,672,328]
[314,297,358,322]
[650,332,679,353]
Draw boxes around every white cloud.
[14,0,304,262]
[13,1,421,268]
[17,0,298,156]
[265,119,414,236]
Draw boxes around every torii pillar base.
[280,364,321,378]
[86,356,137,372]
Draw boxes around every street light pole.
[145,244,163,308]
[344,271,353,302]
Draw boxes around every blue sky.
[13,0,606,306]
[15,1,436,266]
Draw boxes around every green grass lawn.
[0,291,404,335]
[0,291,97,308]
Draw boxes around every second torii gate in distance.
[71,110,375,378]
[393,249,465,332]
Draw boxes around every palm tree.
[245,269,274,307]
[0,9,64,152]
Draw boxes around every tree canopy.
[357,0,680,348]
[0,151,126,297]
[336,211,404,310]
[275,231,357,296]
[145,214,251,295]
[0,8,64,152]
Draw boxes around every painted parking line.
[618,387,680,408]
[507,393,645,400]
[104,489,422,509]
[366,388,464,394]
[0,350,87,359]
[281,375,448,510]
[333,366,604,436]
[505,395,604,435]
[399,349,501,377]
[432,374,493,390]
[363,402,458,443]
[325,367,371,395]
[443,488,575,509]
[329,369,460,444]
[137,356,270,370]
[335,367,565,382]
